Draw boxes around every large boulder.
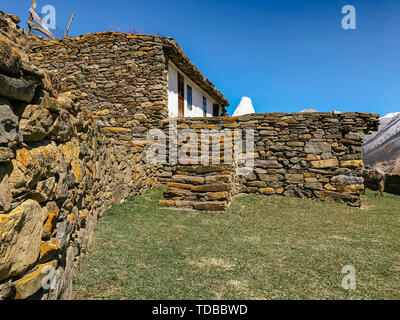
[0,74,36,103]
[18,104,53,142]
[0,37,21,76]
[0,199,43,281]
[0,98,21,144]
[8,143,59,196]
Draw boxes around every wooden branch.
[29,8,49,31]
[63,12,75,39]
[27,0,37,34]
[27,20,58,41]
[27,4,59,41]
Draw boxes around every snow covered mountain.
[233,97,255,116]
[363,112,400,174]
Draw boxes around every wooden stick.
[63,12,75,39]
[27,20,58,41]
[29,8,49,31]
[27,0,37,34]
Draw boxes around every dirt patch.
[186,257,235,270]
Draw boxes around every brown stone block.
[287,142,305,147]
[261,188,275,195]
[298,134,312,140]
[193,201,228,211]
[192,184,230,193]
[167,182,193,190]
[205,175,231,184]
[172,175,205,185]
[314,190,359,205]
[255,160,282,169]
[310,159,339,169]
[285,174,304,183]
[195,164,232,174]
[163,187,193,198]
[340,160,363,168]
[203,192,229,201]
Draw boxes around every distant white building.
[233,97,255,116]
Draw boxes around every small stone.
[324,183,337,191]
[340,160,363,168]
[30,177,56,203]
[310,159,339,169]
[305,141,331,155]
[261,188,275,195]
[0,164,12,213]
[0,147,14,163]
[255,160,282,169]
[285,174,304,183]
[0,279,15,300]
[39,238,61,263]
[0,98,21,144]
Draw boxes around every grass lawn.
[72,188,400,300]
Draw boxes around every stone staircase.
[159,163,235,212]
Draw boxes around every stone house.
[29,32,230,132]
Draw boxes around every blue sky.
[1,0,399,116]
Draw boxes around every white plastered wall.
[168,61,216,118]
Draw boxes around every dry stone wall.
[0,12,156,300]
[29,32,170,139]
[159,113,379,211]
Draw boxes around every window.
[187,85,192,110]
[213,104,220,117]
[203,96,207,116]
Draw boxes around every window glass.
[187,85,192,109]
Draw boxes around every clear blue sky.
[1,0,399,116]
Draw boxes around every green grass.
[72,188,400,300]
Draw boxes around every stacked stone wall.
[29,32,169,139]
[0,12,156,300]
[159,113,379,211]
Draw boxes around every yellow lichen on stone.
[14,260,57,299]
